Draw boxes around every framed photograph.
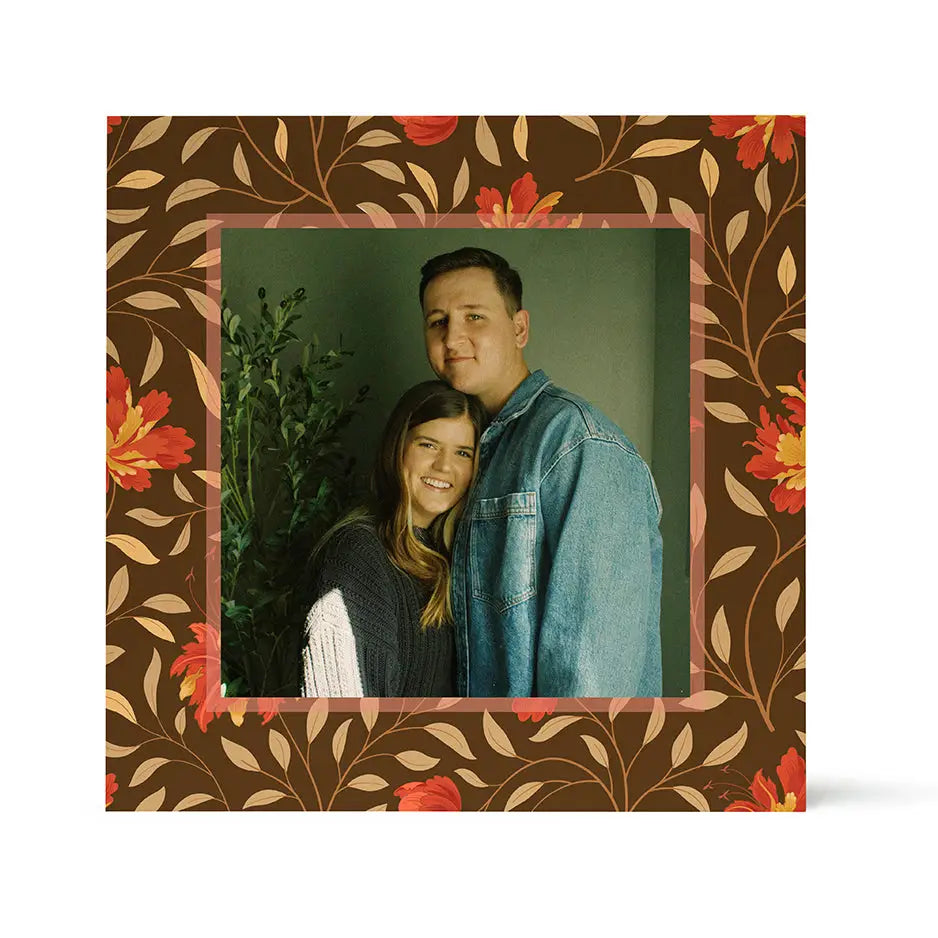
[106,114,805,811]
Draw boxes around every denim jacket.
[451,370,663,697]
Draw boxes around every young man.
[420,246,663,698]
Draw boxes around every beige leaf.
[106,565,129,616]
[455,767,488,788]
[232,142,252,187]
[332,718,352,765]
[673,785,710,811]
[629,138,699,159]
[725,210,750,256]
[354,129,401,147]
[187,349,221,418]
[221,736,262,772]
[243,789,287,808]
[795,691,806,702]
[690,484,706,549]
[107,207,148,224]
[679,690,727,710]
[601,219,610,228]
[135,787,166,811]
[306,698,329,743]
[699,148,719,197]
[397,192,425,226]
[367,802,388,811]
[106,336,120,363]
[451,157,470,209]
[144,648,161,717]
[105,645,124,665]
[504,780,543,812]
[776,578,801,633]
[166,178,220,211]
[711,606,731,664]
[105,741,141,758]
[561,114,601,137]
[126,514,173,535]
[581,734,610,769]
[725,468,768,518]
[106,230,146,270]
[190,247,220,269]
[171,474,194,505]
[474,115,501,166]
[172,792,213,811]
[702,722,748,767]
[356,201,396,229]
[106,534,158,564]
[395,750,440,771]
[193,470,221,488]
[347,116,372,132]
[634,115,668,126]
[689,259,712,285]
[796,730,806,746]
[130,756,169,787]
[362,159,405,184]
[142,594,190,614]
[433,697,462,710]
[792,653,806,670]
[105,689,137,724]
[633,174,657,221]
[691,358,738,379]
[670,723,693,768]
[170,218,224,247]
[348,774,388,792]
[668,197,701,235]
[777,246,797,295]
[643,698,665,744]
[181,127,218,163]
[128,116,171,153]
[115,170,164,189]
[529,715,582,742]
[709,545,756,580]
[789,328,806,343]
[269,729,291,772]
[174,706,186,736]
[274,119,288,163]
[690,303,719,324]
[704,401,749,424]
[360,698,379,732]
[184,287,221,325]
[424,722,475,759]
[608,698,630,721]
[512,115,529,161]
[124,291,178,312]
[139,333,163,386]
[755,163,771,214]
[406,161,439,211]
[482,710,517,758]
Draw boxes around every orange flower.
[107,116,122,134]
[106,366,195,493]
[105,772,118,807]
[744,370,805,514]
[512,698,558,722]
[170,623,220,732]
[709,116,805,170]
[393,116,458,146]
[475,172,580,229]
[256,698,282,724]
[394,775,462,811]
[725,747,805,812]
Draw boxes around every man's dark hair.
[419,247,523,315]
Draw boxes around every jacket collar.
[490,369,552,427]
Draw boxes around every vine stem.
[479,756,617,811]
[572,116,630,182]
[574,700,628,805]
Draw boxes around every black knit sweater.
[299,522,455,697]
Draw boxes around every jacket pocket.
[470,491,537,614]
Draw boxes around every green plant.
[220,286,368,696]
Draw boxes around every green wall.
[221,226,689,694]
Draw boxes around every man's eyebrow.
[424,303,485,319]
[414,434,475,451]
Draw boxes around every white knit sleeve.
[299,587,365,697]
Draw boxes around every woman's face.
[401,414,476,528]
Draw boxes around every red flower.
[170,623,219,732]
[107,116,122,135]
[709,116,805,170]
[744,370,805,514]
[512,698,558,722]
[107,366,195,493]
[394,775,462,811]
[475,172,581,229]
[105,773,118,807]
[726,747,806,812]
[256,698,282,724]
[393,116,458,146]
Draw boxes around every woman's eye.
[457,450,472,458]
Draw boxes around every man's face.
[422,267,529,413]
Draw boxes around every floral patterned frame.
[106,115,805,812]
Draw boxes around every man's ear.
[513,308,530,349]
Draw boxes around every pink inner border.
[204,213,705,714]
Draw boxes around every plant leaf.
[306,698,329,743]
[394,750,440,771]
[354,129,401,147]
[173,792,213,811]
[725,468,767,517]
[668,197,701,235]
[106,689,137,724]
[274,119,289,163]
[775,578,801,633]
[406,162,439,212]
[107,207,148,224]
[561,115,601,137]
[689,259,712,285]
[360,698,379,732]
[455,767,488,788]
[268,729,290,772]
[135,787,165,811]
[679,690,727,710]
[755,163,771,214]
[221,736,261,772]
[691,358,738,379]
[106,534,158,564]
[187,349,221,418]
[690,303,719,324]
[143,648,161,716]
[711,606,731,664]
[130,757,169,787]
[777,246,797,295]
[140,333,163,386]
[482,709,516,758]
[673,785,710,811]
[504,780,543,812]
[423,722,475,760]
[181,127,218,163]
[361,159,405,183]
[709,545,756,580]
[474,115,501,166]
[332,718,352,764]
[115,170,164,189]
[105,645,124,665]
[128,116,172,153]
[643,698,665,744]
[581,734,609,768]
[608,698,630,721]
[166,178,220,211]
[106,565,129,615]
[142,594,190,614]
[699,148,719,197]
[243,789,287,808]
[397,192,425,225]
[529,715,582,742]
[348,774,388,792]
[512,115,529,160]
[725,210,749,255]
[232,143,252,187]
[701,722,748,767]
[106,230,146,270]
[629,138,699,159]
[124,291,179,310]
[184,287,221,324]
[356,201,396,228]
[633,174,657,221]
[704,401,749,424]
[690,484,706,549]
[671,723,693,767]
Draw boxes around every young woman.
[299,381,486,697]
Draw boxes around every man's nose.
[444,319,466,349]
